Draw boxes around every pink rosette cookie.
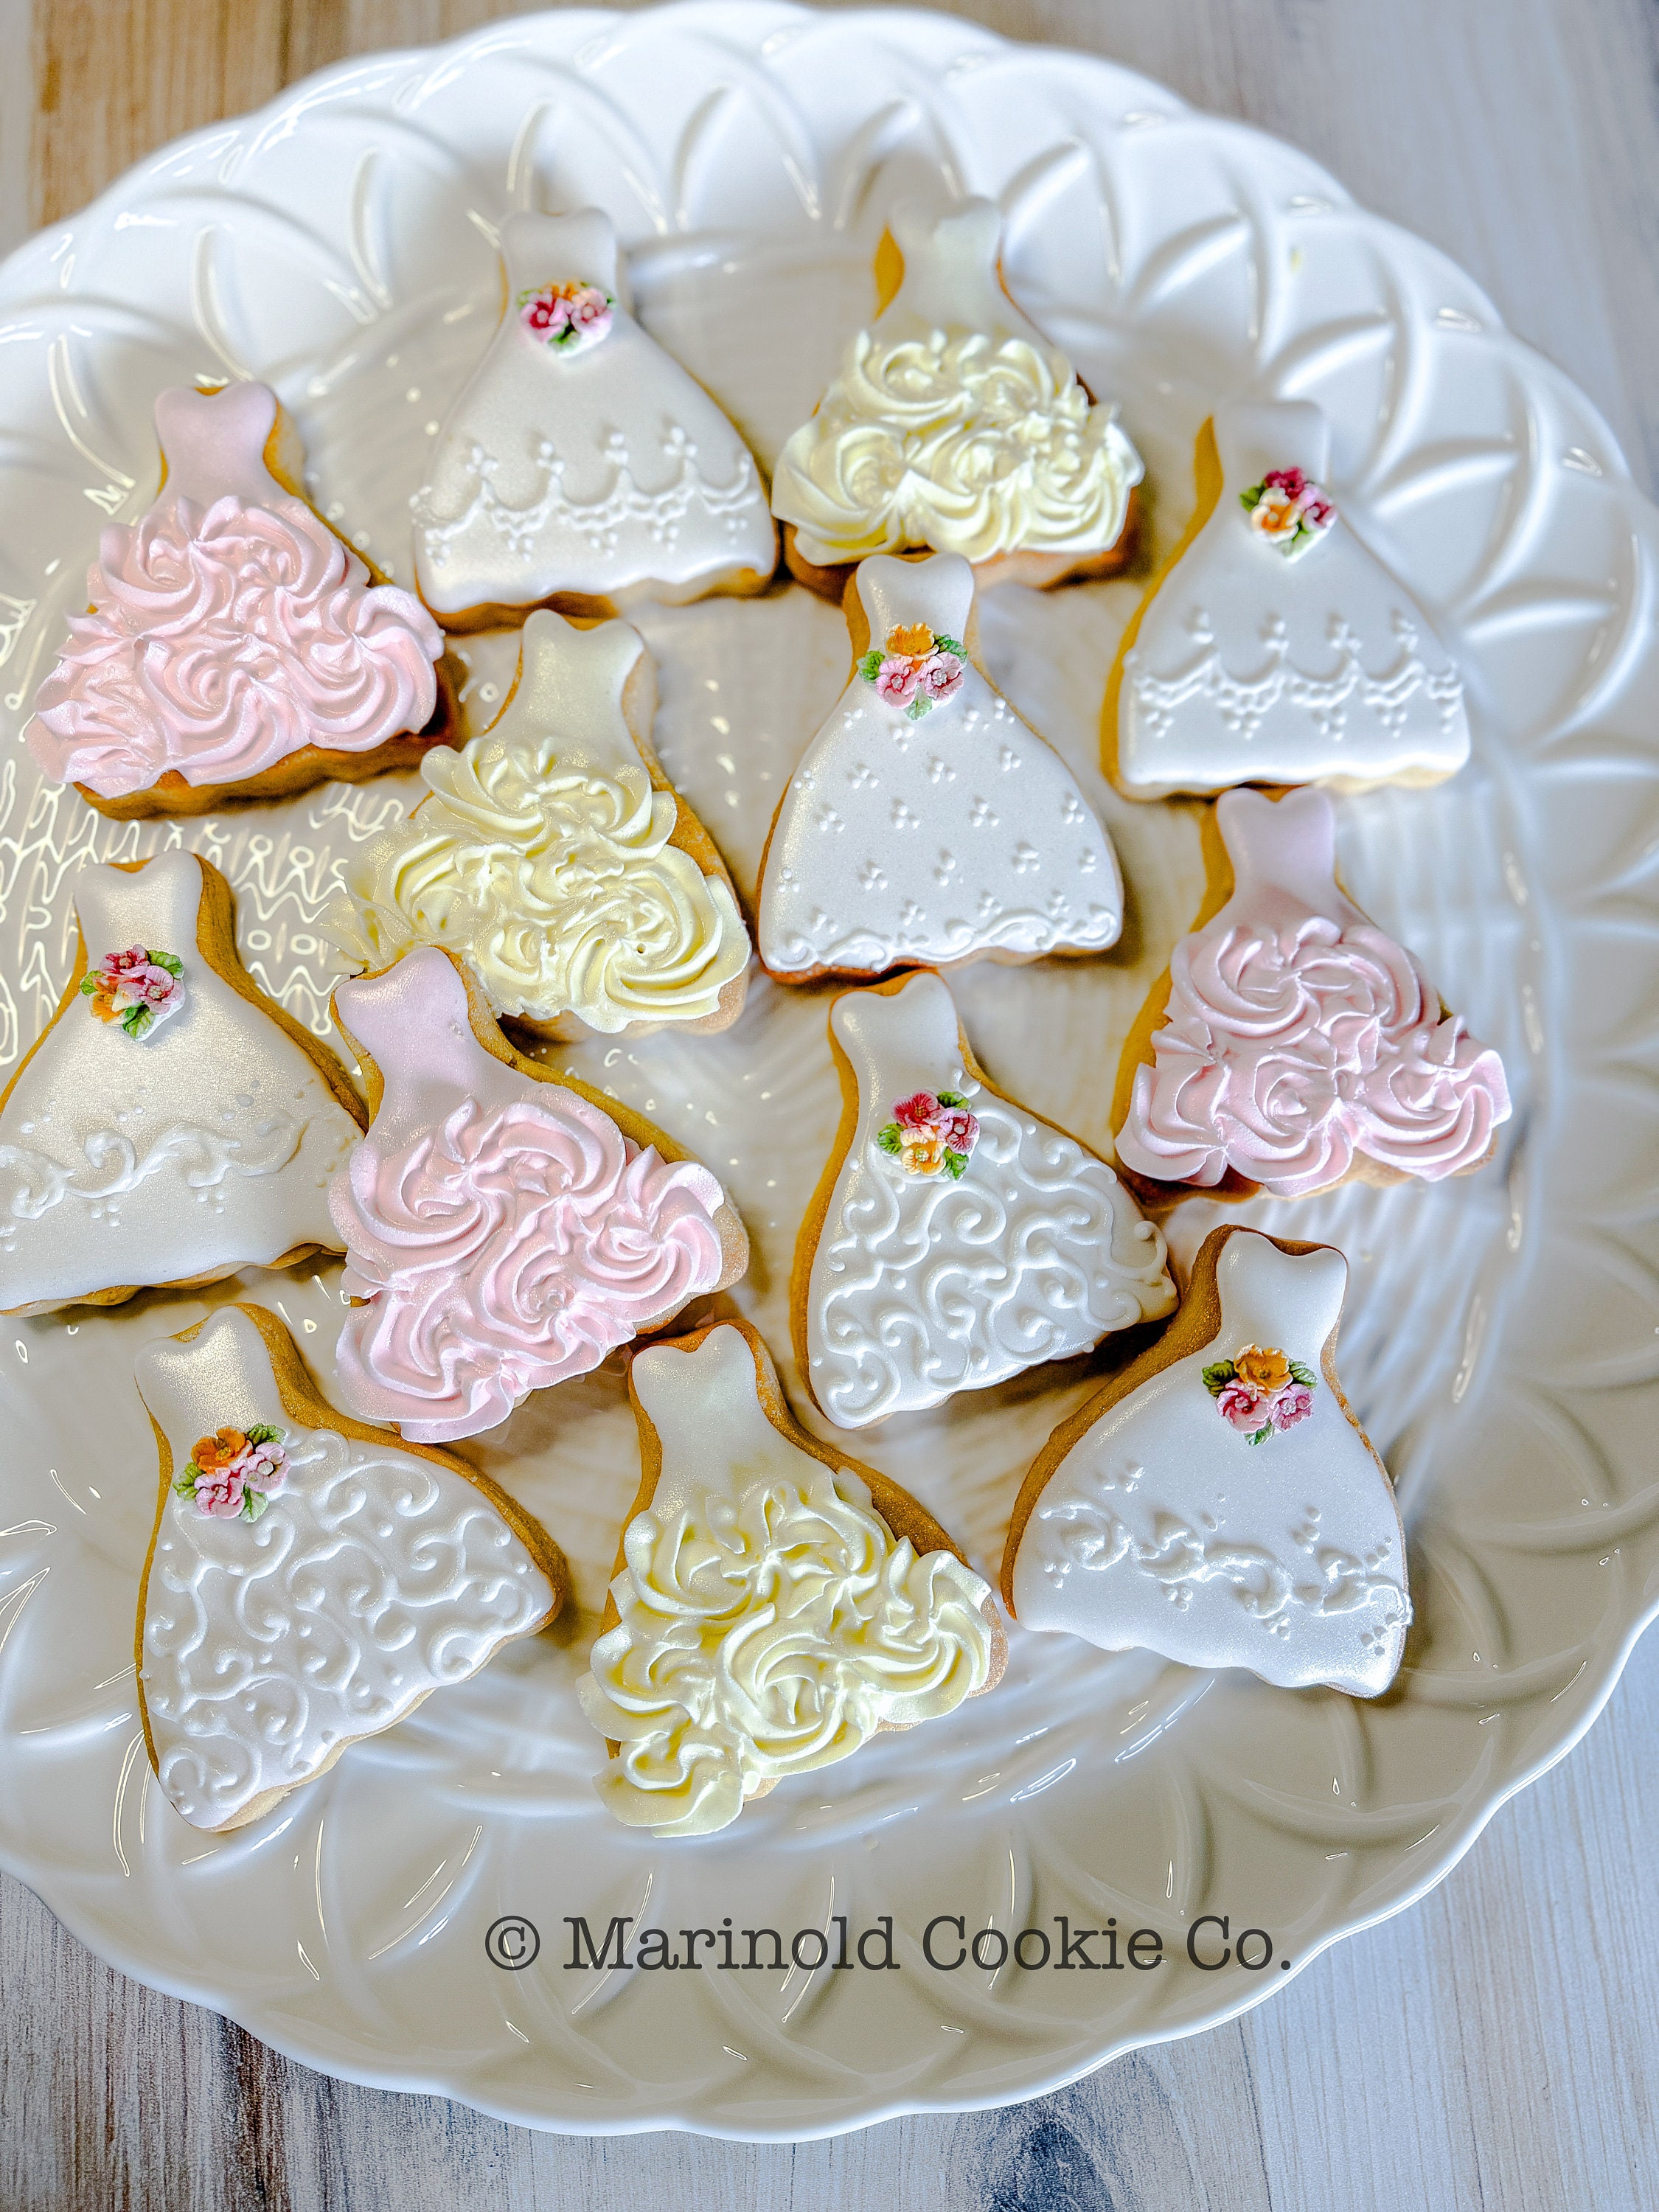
[1113,787,1511,1202]
[25,382,448,818]
[328,946,748,1442]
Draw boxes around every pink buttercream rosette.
[329,1092,726,1441]
[26,492,442,798]
[1117,912,1511,1200]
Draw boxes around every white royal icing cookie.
[328,947,738,1444]
[1005,1228,1411,1697]
[771,195,1142,572]
[800,970,1175,1427]
[757,552,1124,979]
[0,852,361,1314]
[328,611,751,1036]
[136,1304,563,1832]
[1113,400,1470,798]
[578,1321,999,1837]
[413,209,776,622]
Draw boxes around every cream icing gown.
[1012,1234,1411,1697]
[1117,399,1470,796]
[0,852,359,1313]
[758,552,1124,977]
[413,209,776,618]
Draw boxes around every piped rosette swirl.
[1115,787,1511,1199]
[328,948,740,1443]
[26,383,440,800]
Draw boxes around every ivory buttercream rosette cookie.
[1002,1227,1411,1698]
[771,195,1142,597]
[0,851,364,1316]
[24,382,447,818]
[328,610,750,1039]
[578,1319,1004,1838]
[1105,399,1471,799]
[757,551,1125,981]
[327,947,747,1443]
[795,969,1175,1428]
[412,209,776,627]
[135,1303,567,1833]
[1112,786,1511,1200]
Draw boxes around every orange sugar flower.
[192,1427,251,1473]
[886,623,935,658]
[1234,1345,1292,1394]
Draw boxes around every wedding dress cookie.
[329,610,749,1038]
[578,1318,1004,1837]
[412,209,776,627]
[328,947,745,1442]
[772,195,1142,597]
[0,852,363,1315]
[135,1302,566,1832]
[26,383,447,818]
[757,552,1124,981]
[1003,1226,1410,1697]
[796,969,1174,1427]
[1113,787,1510,1200]
[1107,400,1470,799]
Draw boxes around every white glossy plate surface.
[0,1,1653,2141]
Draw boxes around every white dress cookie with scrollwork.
[801,970,1174,1427]
[136,1304,562,1832]
[1006,1228,1411,1698]
[757,552,1124,979]
[1114,399,1470,798]
[328,611,751,1037]
[0,852,361,1315]
[413,209,776,622]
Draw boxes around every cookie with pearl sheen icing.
[412,209,777,630]
[328,610,750,1041]
[578,1317,1006,1838]
[1112,786,1511,1204]
[24,381,450,818]
[135,1301,567,1833]
[757,551,1125,983]
[328,945,747,1444]
[1002,1226,1411,1699]
[1105,399,1470,801]
[772,195,1142,599]
[794,967,1175,1430]
[0,850,364,1317]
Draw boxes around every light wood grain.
[6,3,1659,2206]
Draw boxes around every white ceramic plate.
[0,0,1654,2143]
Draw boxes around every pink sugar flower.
[1215,1379,1267,1434]
[936,1105,979,1152]
[192,1464,247,1518]
[894,1092,942,1129]
[915,650,964,706]
[874,655,919,708]
[1270,1382,1314,1432]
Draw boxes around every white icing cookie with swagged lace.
[771,195,1143,595]
[328,611,751,1039]
[412,208,776,627]
[1107,399,1471,799]
[0,851,364,1316]
[796,969,1175,1429]
[578,1319,1004,1839]
[135,1303,566,1834]
[757,552,1124,981]
[1003,1226,1411,1699]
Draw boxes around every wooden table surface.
[4,2,1659,2206]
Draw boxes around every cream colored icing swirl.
[771,327,1142,567]
[330,731,748,1032]
[27,493,441,796]
[577,1464,993,1837]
